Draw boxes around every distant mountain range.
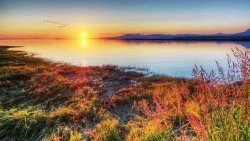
[111,29,250,41]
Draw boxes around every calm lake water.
[1,39,249,78]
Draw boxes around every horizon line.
[1,28,249,40]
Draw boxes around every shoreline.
[0,45,248,140]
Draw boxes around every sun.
[81,33,86,38]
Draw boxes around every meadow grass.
[0,46,249,141]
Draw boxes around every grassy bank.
[0,46,249,141]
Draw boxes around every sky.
[0,0,250,39]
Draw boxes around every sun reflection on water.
[81,39,87,47]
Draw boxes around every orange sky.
[0,0,250,39]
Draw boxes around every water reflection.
[81,39,87,47]
[1,39,249,78]
[118,40,250,48]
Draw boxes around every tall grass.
[120,48,249,140]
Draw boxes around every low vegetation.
[0,46,249,141]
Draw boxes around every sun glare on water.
[81,33,87,47]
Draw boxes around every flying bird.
[43,20,69,29]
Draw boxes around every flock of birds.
[43,20,69,29]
